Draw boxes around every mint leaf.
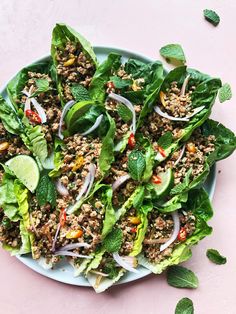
[31,78,50,97]
[128,150,146,181]
[110,76,132,89]
[103,228,123,253]
[36,174,57,208]
[103,260,119,279]
[117,104,132,123]
[206,249,227,265]
[167,265,199,289]
[170,168,192,195]
[218,83,232,103]
[175,298,194,314]
[204,9,220,26]
[160,44,186,65]
[71,84,90,101]
[157,131,173,149]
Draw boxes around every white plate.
[0,46,216,287]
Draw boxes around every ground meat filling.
[143,210,195,263]
[0,214,22,249]
[56,42,96,101]
[59,134,102,200]
[29,198,105,263]
[154,130,216,185]
[18,72,61,143]
[117,208,140,255]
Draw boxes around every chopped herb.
[157,131,173,149]
[206,249,227,265]
[167,265,199,289]
[70,84,90,101]
[204,9,220,26]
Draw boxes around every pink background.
[0,1,235,313]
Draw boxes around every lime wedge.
[5,155,40,192]
[65,100,94,133]
[152,168,174,197]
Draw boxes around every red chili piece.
[59,209,66,227]
[158,146,166,158]
[25,109,42,124]
[130,227,137,233]
[151,175,162,184]
[107,81,115,89]
[128,133,136,149]
[177,227,187,241]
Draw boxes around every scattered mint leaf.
[103,260,119,279]
[30,78,51,97]
[218,83,232,103]
[204,9,220,26]
[110,76,132,89]
[71,84,90,101]
[128,150,146,181]
[117,104,132,123]
[157,131,173,149]
[167,265,199,289]
[103,228,123,253]
[160,44,186,66]
[170,168,192,195]
[36,174,57,208]
[175,297,194,314]
[206,249,227,265]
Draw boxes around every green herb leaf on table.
[117,104,132,123]
[204,9,220,26]
[218,83,232,103]
[157,131,173,149]
[206,249,227,265]
[160,44,186,66]
[36,174,57,208]
[110,76,132,89]
[128,150,146,181]
[167,265,199,289]
[30,78,50,97]
[103,228,123,253]
[71,84,91,102]
[175,297,194,314]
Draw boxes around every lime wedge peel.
[152,168,174,197]
[5,155,40,192]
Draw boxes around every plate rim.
[0,45,216,287]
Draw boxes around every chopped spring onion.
[112,174,131,191]
[22,89,47,123]
[180,74,190,96]
[154,106,189,122]
[57,243,91,251]
[160,210,180,252]
[56,179,69,196]
[113,252,140,273]
[108,92,136,134]
[81,114,104,136]
[54,250,92,259]
[174,144,186,166]
[58,100,75,139]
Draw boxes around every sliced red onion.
[186,106,205,118]
[57,243,91,251]
[84,164,96,197]
[160,210,180,252]
[108,92,136,134]
[113,252,140,274]
[23,86,33,113]
[81,114,104,136]
[174,144,186,166]
[112,174,131,191]
[54,250,92,259]
[58,100,75,139]
[180,75,190,96]
[56,179,69,196]
[154,106,189,122]
[90,270,109,277]
[51,223,61,252]
[22,90,47,123]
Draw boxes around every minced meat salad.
[0,24,235,293]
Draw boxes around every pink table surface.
[0,1,236,313]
